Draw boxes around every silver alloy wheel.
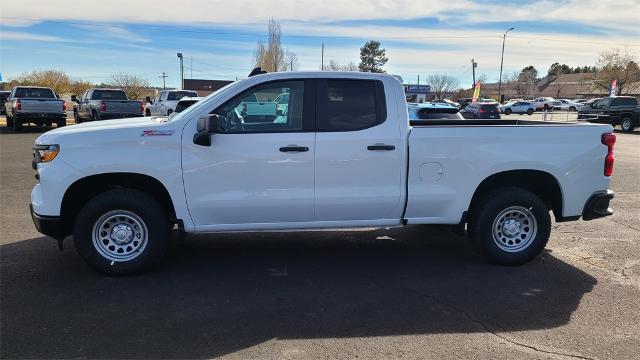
[92,210,148,262]
[491,206,538,253]
[622,118,632,131]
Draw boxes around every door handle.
[367,144,395,151]
[280,146,309,152]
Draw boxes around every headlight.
[33,144,60,164]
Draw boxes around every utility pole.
[190,56,193,79]
[417,74,420,85]
[321,43,324,71]
[498,27,514,102]
[159,72,168,90]
[290,59,294,71]
[471,58,477,87]
[177,53,184,90]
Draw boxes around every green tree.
[358,40,388,73]
[548,63,573,76]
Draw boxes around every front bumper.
[30,204,66,239]
[582,190,614,221]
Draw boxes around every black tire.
[91,110,99,121]
[13,117,23,132]
[145,109,151,116]
[569,106,576,112]
[74,110,82,124]
[56,119,66,128]
[73,189,169,275]
[621,116,635,132]
[6,114,14,128]
[504,108,512,115]
[166,109,173,116]
[527,108,534,115]
[469,187,551,265]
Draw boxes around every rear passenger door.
[314,78,404,224]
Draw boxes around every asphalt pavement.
[0,119,638,359]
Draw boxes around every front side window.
[318,79,383,131]
[211,80,304,133]
[597,98,611,108]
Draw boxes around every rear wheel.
[166,109,173,116]
[91,110,99,121]
[569,106,576,112]
[73,189,169,275]
[74,110,82,124]
[145,109,151,116]
[13,117,23,132]
[6,114,14,127]
[621,116,635,132]
[469,187,551,265]
[56,119,66,128]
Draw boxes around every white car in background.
[145,90,199,116]
[532,97,556,111]
[555,99,580,111]
[499,101,536,115]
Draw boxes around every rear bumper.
[582,190,614,221]
[30,204,66,239]
[14,112,66,121]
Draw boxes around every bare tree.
[427,74,460,99]
[321,60,359,71]
[254,18,295,72]
[594,48,640,95]
[107,72,150,100]
[69,79,95,96]
[514,67,537,98]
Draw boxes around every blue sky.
[1,0,639,89]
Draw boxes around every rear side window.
[612,97,637,106]
[317,79,386,131]
[175,100,198,113]
[92,90,128,100]
[168,91,198,100]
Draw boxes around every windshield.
[168,81,238,122]
[167,91,198,100]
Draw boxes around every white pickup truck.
[30,71,616,275]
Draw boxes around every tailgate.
[104,101,140,114]
[20,99,63,113]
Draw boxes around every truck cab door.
[314,77,404,225]
[182,79,316,231]
[150,92,162,115]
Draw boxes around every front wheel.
[504,108,512,115]
[569,106,576,112]
[527,108,534,115]
[469,187,551,265]
[6,114,14,127]
[73,189,169,275]
[621,117,635,132]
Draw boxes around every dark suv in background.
[0,91,10,115]
[463,102,501,119]
[578,96,639,132]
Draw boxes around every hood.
[36,116,172,144]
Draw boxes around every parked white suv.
[532,97,556,111]
[30,71,616,274]
[144,90,198,116]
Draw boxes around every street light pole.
[498,27,514,102]
[176,53,184,90]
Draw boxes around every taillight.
[140,101,144,114]
[99,101,107,112]
[601,133,616,177]
[62,100,67,111]
[16,99,21,110]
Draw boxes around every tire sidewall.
[471,188,551,265]
[621,117,634,132]
[73,189,168,275]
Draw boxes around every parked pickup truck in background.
[144,90,198,116]
[72,89,143,123]
[578,96,639,132]
[4,86,66,132]
[30,71,616,275]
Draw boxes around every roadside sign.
[472,81,481,102]
[405,85,430,94]
[610,80,617,97]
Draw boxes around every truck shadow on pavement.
[1,226,596,359]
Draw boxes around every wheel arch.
[60,172,176,235]
[468,169,565,222]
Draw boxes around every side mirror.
[193,114,222,146]
[145,96,152,103]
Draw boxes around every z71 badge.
[140,130,175,137]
